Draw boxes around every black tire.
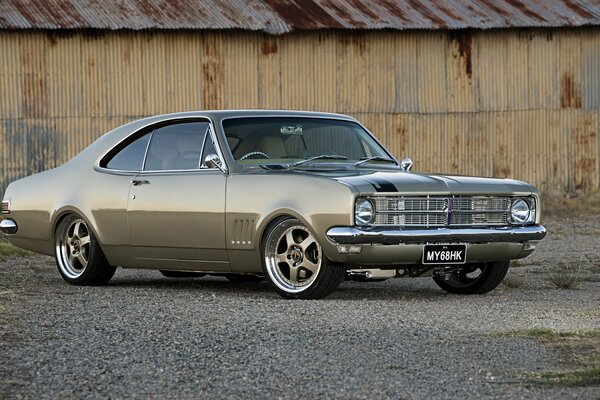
[225,274,264,283]
[54,214,116,285]
[432,261,510,294]
[160,270,206,278]
[261,217,345,299]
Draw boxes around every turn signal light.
[1,201,9,214]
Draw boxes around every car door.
[127,120,229,271]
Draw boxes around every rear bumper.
[0,219,18,235]
[326,225,546,245]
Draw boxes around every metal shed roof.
[1,0,600,34]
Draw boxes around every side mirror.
[400,157,413,172]
[204,154,225,173]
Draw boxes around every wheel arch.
[256,209,312,253]
[51,206,105,251]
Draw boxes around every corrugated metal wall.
[1,29,599,193]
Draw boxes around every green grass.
[0,240,32,260]
[496,328,600,386]
[501,275,525,288]
[547,261,583,289]
[534,367,600,387]
[543,189,600,216]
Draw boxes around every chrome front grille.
[371,196,511,228]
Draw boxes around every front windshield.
[222,117,392,167]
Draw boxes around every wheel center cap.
[290,249,302,263]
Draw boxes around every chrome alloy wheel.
[56,218,91,279]
[264,222,322,293]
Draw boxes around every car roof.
[134,109,357,124]
[77,110,360,168]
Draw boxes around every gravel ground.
[1,215,599,399]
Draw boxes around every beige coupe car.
[1,110,546,299]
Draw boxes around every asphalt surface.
[1,216,599,399]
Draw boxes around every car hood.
[320,170,535,195]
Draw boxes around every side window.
[144,122,208,171]
[105,132,152,171]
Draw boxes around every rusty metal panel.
[1,29,600,194]
[171,32,205,112]
[558,30,583,109]
[528,31,560,110]
[570,111,599,190]
[201,33,224,110]
[417,32,447,113]
[368,32,396,113]
[477,31,509,111]
[223,32,259,109]
[2,0,600,33]
[257,35,282,109]
[312,33,338,113]
[411,113,445,173]
[582,29,600,109]
[446,31,477,112]
[336,33,369,112]
[0,0,290,33]
[46,32,80,117]
[20,32,48,119]
[0,32,23,119]
[505,33,530,111]
[280,34,317,110]
[393,33,419,113]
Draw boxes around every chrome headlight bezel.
[355,198,375,226]
[510,197,536,225]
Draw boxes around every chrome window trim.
[95,116,229,175]
[219,114,398,167]
[198,125,209,169]
[140,130,154,172]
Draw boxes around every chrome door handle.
[132,179,150,186]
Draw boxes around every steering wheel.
[240,151,269,160]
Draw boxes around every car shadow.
[106,274,446,300]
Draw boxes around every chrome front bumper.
[0,219,18,234]
[326,225,546,245]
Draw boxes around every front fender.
[225,173,355,272]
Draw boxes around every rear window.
[105,132,151,171]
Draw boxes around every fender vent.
[232,219,255,245]
[1,201,9,214]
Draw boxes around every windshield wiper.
[292,155,349,167]
[353,156,398,167]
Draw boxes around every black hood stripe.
[362,178,398,193]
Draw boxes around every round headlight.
[510,198,530,225]
[355,199,374,225]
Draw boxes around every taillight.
[2,201,10,214]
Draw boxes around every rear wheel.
[55,214,116,285]
[432,261,509,294]
[262,218,345,299]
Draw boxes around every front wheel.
[55,214,116,285]
[432,261,509,294]
[262,218,345,299]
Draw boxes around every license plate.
[422,244,466,265]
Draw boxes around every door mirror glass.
[400,158,413,172]
[205,154,224,172]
